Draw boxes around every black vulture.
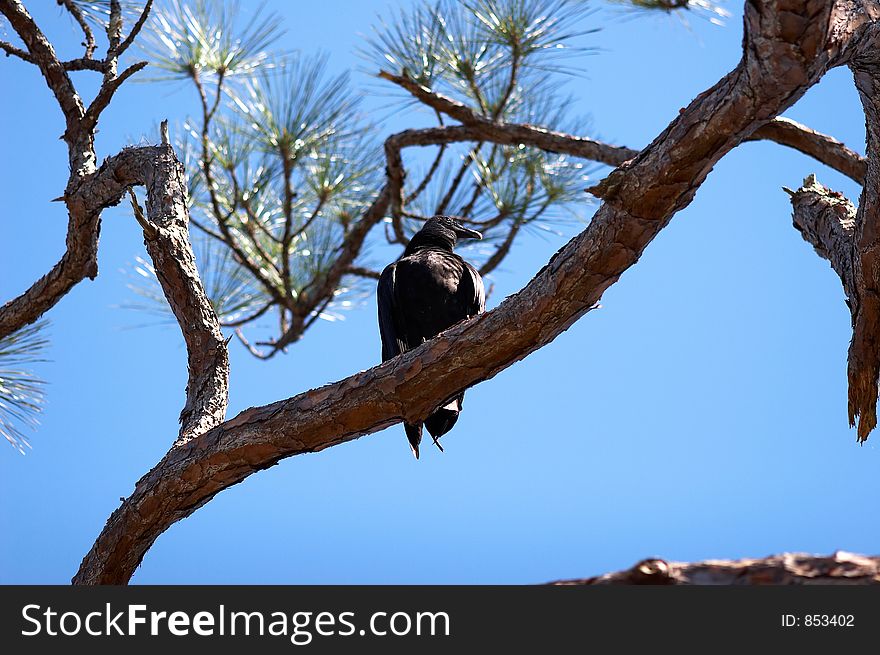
[377,215,486,458]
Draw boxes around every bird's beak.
[455,226,482,240]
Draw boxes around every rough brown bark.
[847,57,880,440]
[70,0,880,585]
[551,552,880,585]
[789,174,857,303]
[780,8,880,442]
[138,146,229,444]
[73,142,231,444]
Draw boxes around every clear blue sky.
[1,1,877,584]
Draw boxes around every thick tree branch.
[137,147,229,444]
[0,141,229,445]
[552,552,880,585]
[752,116,866,184]
[0,197,102,341]
[846,56,880,440]
[71,0,866,585]
[789,174,857,310]
[69,143,230,444]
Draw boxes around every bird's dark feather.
[377,216,485,457]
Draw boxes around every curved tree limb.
[72,142,231,444]
[551,552,880,585]
[381,75,868,189]
[137,147,229,444]
[0,199,103,340]
[790,25,880,442]
[70,0,874,585]
[752,116,866,184]
[380,70,638,169]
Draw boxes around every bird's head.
[406,215,482,254]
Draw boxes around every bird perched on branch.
[377,215,485,458]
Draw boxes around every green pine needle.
[0,321,49,454]
[138,0,285,82]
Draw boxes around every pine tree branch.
[380,73,867,189]
[551,552,880,585]
[190,70,287,307]
[346,266,382,280]
[57,0,96,59]
[751,117,866,184]
[62,57,106,71]
[226,167,283,279]
[380,70,637,169]
[135,145,229,445]
[0,39,33,63]
[81,60,148,133]
[58,142,228,446]
[788,174,857,313]
[117,0,153,57]
[258,186,391,356]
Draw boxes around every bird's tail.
[424,395,463,443]
[404,422,423,459]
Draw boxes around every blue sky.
[1,1,877,584]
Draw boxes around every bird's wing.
[465,261,486,315]
[377,263,406,361]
